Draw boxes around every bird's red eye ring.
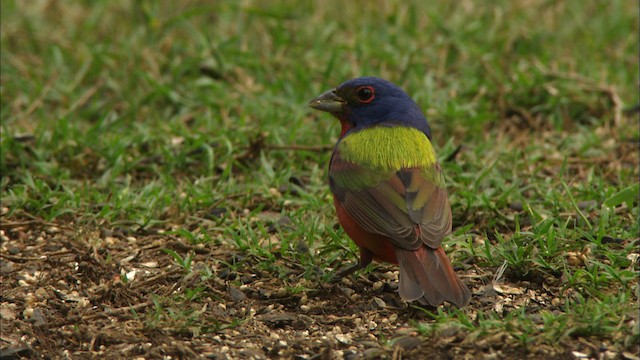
[355,86,375,103]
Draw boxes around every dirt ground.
[0,218,637,359]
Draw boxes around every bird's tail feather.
[396,246,471,307]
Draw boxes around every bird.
[309,77,471,307]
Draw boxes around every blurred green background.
[1,0,638,357]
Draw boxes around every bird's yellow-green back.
[332,126,444,191]
[338,126,436,171]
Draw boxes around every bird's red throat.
[336,113,354,137]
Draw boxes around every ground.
[1,214,638,359]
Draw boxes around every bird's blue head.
[309,77,431,138]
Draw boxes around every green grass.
[1,0,638,356]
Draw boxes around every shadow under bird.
[309,77,471,307]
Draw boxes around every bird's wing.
[329,150,452,250]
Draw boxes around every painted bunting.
[309,77,471,307]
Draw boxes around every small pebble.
[45,226,60,234]
[30,308,47,327]
[34,287,48,301]
[0,307,16,321]
[22,307,34,319]
[371,297,386,309]
[393,336,421,351]
[0,260,15,275]
[229,287,247,302]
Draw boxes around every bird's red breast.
[333,195,398,264]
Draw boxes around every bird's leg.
[329,248,373,283]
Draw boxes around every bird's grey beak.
[309,89,345,113]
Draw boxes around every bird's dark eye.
[355,86,375,103]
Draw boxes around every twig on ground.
[542,69,624,129]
